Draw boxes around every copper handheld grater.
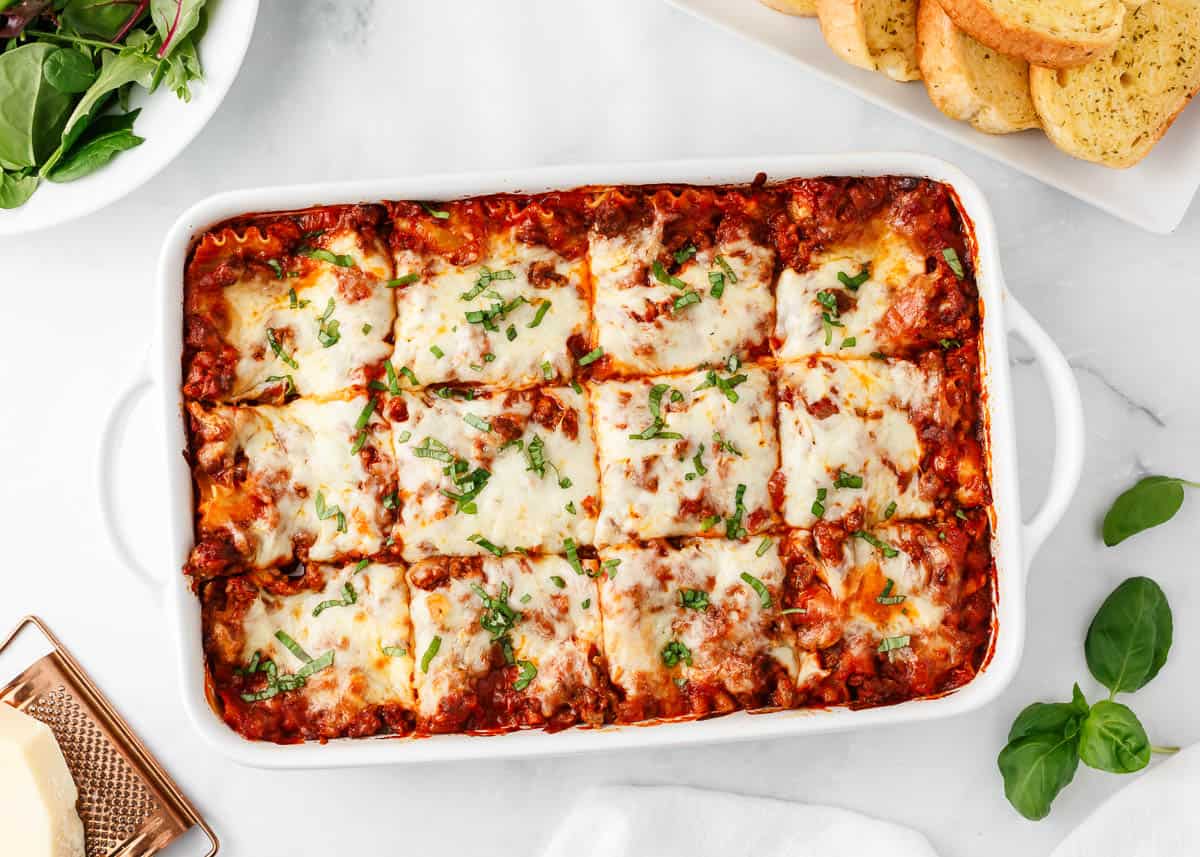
[1,616,219,856]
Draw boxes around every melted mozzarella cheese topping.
[223,230,395,399]
[777,358,934,528]
[391,235,589,389]
[592,367,778,546]
[239,562,415,714]
[590,224,775,375]
[195,396,391,566]
[597,539,813,701]
[793,525,954,669]
[774,231,925,359]
[392,387,598,560]
[407,555,602,719]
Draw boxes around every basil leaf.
[44,47,97,93]
[47,123,143,182]
[1078,700,1151,774]
[1085,576,1172,695]
[740,571,771,609]
[1007,684,1089,743]
[997,732,1080,821]
[0,43,73,170]
[1102,475,1196,546]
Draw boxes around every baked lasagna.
[185,176,995,744]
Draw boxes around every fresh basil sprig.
[997,577,1176,820]
[1102,475,1199,546]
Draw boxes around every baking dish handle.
[1005,297,1085,563]
[97,353,165,599]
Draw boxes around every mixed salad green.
[0,0,208,209]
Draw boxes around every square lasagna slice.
[780,518,993,707]
[588,186,775,377]
[776,357,938,529]
[388,197,592,389]
[183,205,395,402]
[597,539,811,722]
[591,365,779,545]
[201,561,415,742]
[389,385,599,560]
[772,178,977,360]
[186,395,395,577]
[407,554,608,733]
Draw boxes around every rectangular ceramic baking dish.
[100,153,1085,768]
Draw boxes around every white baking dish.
[100,154,1084,768]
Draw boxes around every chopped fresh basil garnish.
[943,248,965,278]
[812,487,827,518]
[740,572,772,609]
[463,413,491,433]
[834,471,863,489]
[838,265,870,291]
[853,530,900,558]
[577,347,604,366]
[661,640,693,667]
[652,259,687,290]
[513,659,537,691]
[266,328,299,369]
[420,636,442,672]
[527,299,552,328]
[302,247,355,268]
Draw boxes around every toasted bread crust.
[917,0,1039,133]
[817,0,921,81]
[759,0,818,16]
[937,0,1124,68]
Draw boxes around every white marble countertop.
[2,2,1198,855]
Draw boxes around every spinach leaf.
[1085,576,1172,695]
[150,0,205,59]
[0,168,38,208]
[1007,684,1089,742]
[43,47,97,93]
[1103,475,1197,546]
[48,120,142,182]
[997,732,1080,821]
[1078,700,1151,774]
[59,47,156,141]
[62,0,148,40]
[0,43,73,169]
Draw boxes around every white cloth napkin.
[541,746,1200,857]
[1049,743,1200,857]
[538,785,941,857]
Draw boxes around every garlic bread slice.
[937,0,1126,68]
[1030,0,1200,167]
[917,0,1039,133]
[818,0,922,82]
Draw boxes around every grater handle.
[97,354,167,598]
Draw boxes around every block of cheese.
[0,703,86,857]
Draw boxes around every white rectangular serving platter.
[97,153,1085,767]
[663,0,1200,234]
